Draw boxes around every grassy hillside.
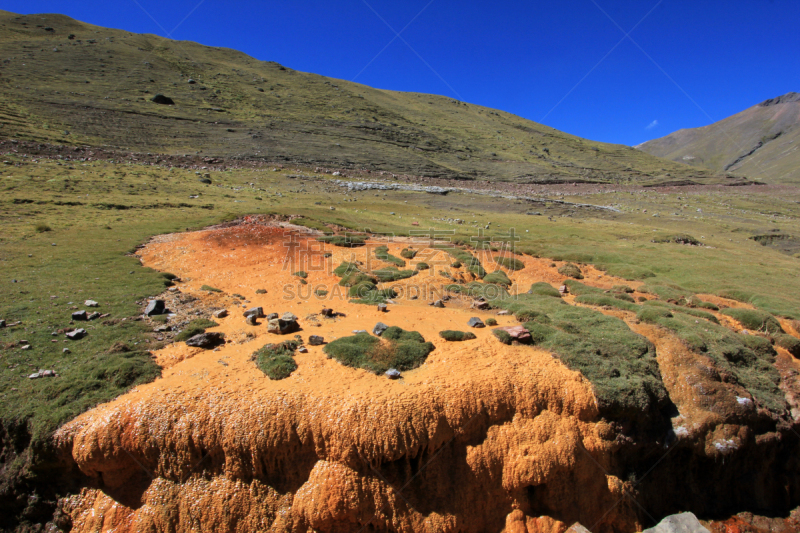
[638,93,800,184]
[0,10,737,186]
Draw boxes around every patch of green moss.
[720,308,783,334]
[375,245,406,267]
[494,256,525,271]
[495,294,668,421]
[575,294,640,312]
[318,234,367,247]
[484,270,512,286]
[439,330,476,341]
[374,267,417,282]
[200,285,222,293]
[492,329,512,344]
[175,319,218,342]
[558,263,583,279]
[293,271,308,279]
[400,248,418,259]
[415,262,430,271]
[253,340,299,380]
[774,334,800,358]
[324,328,434,374]
[637,310,784,413]
[529,282,561,298]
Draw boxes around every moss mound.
[441,247,486,278]
[400,248,417,259]
[494,256,525,271]
[492,329,513,345]
[415,262,430,271]
[575,294,640,312]
[652,234,701,246]
[318,234,367,247]
[558,263,583,279]
[253,340,299,380]
[374,266,417,282]
[496,294,668,421]
[324,328,434,374]
[720,308,784,334]
[175,319,218,342]
[439,330,476,342]
[446,282,510,303]
[375,245,406,267]
[529,282,561,298]
[484,270,512,287]
[638,310,784,412]
[485,318,498,326]
[774,334,800,358]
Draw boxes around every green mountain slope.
[638,93,800,184]
[0,10,734,185]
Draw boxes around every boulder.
[246,314,259,326]
[185,332,225,348]
[321,308,334,317]
[431,300,445,308]
[151,94,174,105]
[497,310,510,316]
[267,315,299,335]
[385,369,402,379]
[144,300,166,316]
[244,307,265,319]
[494,326,532,344]
[643,513,710,533]
[559,284,568,295]
[84,300,99,307]
[472,301,490,310]
[377,304,388,312]
[87,312,101,321]
[72,310,88,321]
[66,328,87,340]
[267,313,279,320]
[0,319,5,328]
[297,346,308,353]
[373,322,389,336]
[467,317,485,328]
[212,309,228,319]
[308,335,324,346]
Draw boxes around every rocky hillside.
[638,93,800,184]
[0,10,737,186]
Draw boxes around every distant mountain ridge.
[0,10,738,186]
[638,92,800,184]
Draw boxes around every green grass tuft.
[200,285,222,293]
[528,282,561,298]
[439,330,476,341]
[558,263,584,279]
[253,341,299,379]
[484,270,512,286]
[175,319,218,342]
[494,256,525,271]
[720,308,784,334]
[324,328,434,374]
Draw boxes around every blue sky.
[4,0,798,146]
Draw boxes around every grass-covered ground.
[0,143,799,528]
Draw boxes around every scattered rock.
[297,346,308,353]
[151,94,174,105]
[377,303,388,312]
[154,325,171,333]
[84,300,99,307]
[21,345,31,350]
[144,300,166,316]
[246,314,259,326]
[255,289,267,294]
[244,307,266,319]
[267,312,279,320]
[352,330,367,334]
[87,312,101,321]
[431,300,445,308]
[467,317,485,328]
[185,332,225,348]
[471,300,490,310]
[62,348,70,354]
[308,335,324,346]
[497,310,510,316]
[385,368,402,379]
[213,309,228,319]
[267,314,299,334]
[66,328,87,340]
[493,326,532,344]
[373,322,389,336]
[0,319,4,328]
[642,512,710,533]
[321,308,334,317]
[71,310,88,321]
[559,285,568,295]
[566,524,591,533]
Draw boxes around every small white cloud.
[646,119,659,130]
